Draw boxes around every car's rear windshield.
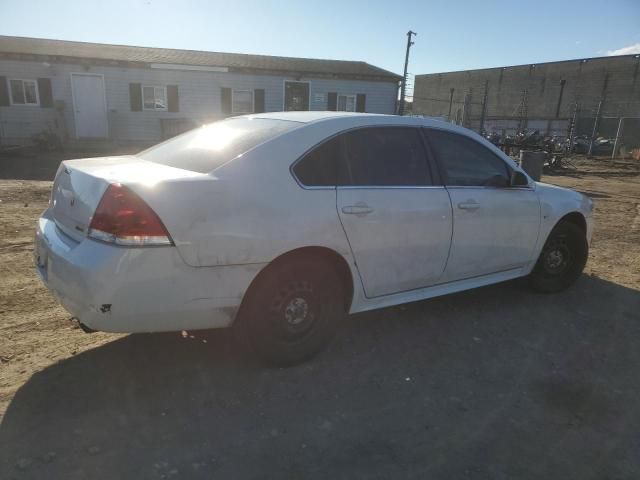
[138,118,299,173]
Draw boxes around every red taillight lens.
[88,183,173,246]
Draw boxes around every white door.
[424,128,541,281]
[336,127,453,298]
[71,74,108,138]
[444,188,540,280]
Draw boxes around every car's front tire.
[529,220,588,293]
[236,256,346,366]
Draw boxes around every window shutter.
[356,94,366,112]
[167,85,179,112]
[327,92,337,111]
[254,89,265,113]
[129,83,142,112]
[0,77,9,106]
[221,87,232,116]
[37,78,53,108]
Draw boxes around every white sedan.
[35,112,593,365]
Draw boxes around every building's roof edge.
[0,35,402,81]
[415,53,640,77]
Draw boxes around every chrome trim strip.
[296,184,336,191]
[293,183,532,192]
[445,185,534,191]
[337,185,445,190]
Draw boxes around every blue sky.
[1,0,639,86]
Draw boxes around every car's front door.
[424,128,540,282]
[335,127,452,298]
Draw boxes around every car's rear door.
[424,128,540,282]
[335,126,453,298]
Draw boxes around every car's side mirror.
[510,171,529,187]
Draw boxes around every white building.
[0,36,400,146]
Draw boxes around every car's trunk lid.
[51,161,111,242]
[50,156,202,242]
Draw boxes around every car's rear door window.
[139,118,299,173]
[292,126,432,187]
[341,127,431,186]
[425,129,511,187]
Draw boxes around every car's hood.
[536,180,579,195]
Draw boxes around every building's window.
[232,90,254,114]
[142,86,167,110]
[284,81,309,111]
[337,94,356,112]
[9,79,39,105]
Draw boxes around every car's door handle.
[342,205,374,215]
[458,201,480,211]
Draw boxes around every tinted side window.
[293,136,342,186]
[342,127,431,186]
[426,129,510,187]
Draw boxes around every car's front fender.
[524,182,594,273]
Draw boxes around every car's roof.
[244,111,392,123]
[243,111,455,128]
[218,112,520,174]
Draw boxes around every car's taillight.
[88,183,173,246]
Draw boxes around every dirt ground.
[1,156,639,479]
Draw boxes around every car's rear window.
[138,118,299,173]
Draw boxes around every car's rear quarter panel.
[133,129,351,267]
[130,119,375,312]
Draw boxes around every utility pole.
[588,100,603,156]
[516,88,529,135]
[447,88,455,121]
[567,101,579,154]
[611,117,624,159]
[478,80,489,134]
[588,73,609,156]
[461,91,472,128]
[398,30,416,116]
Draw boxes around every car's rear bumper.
[35,211,264,333]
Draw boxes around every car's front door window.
[425,129,511,187]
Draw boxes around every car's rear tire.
[236,256,345,367]
[529,220,588,293]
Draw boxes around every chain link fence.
[427,99,640,158]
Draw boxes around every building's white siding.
[0,59,398,145]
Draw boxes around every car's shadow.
[2,275,640,480]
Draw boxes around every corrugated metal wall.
[413,55,640,145]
